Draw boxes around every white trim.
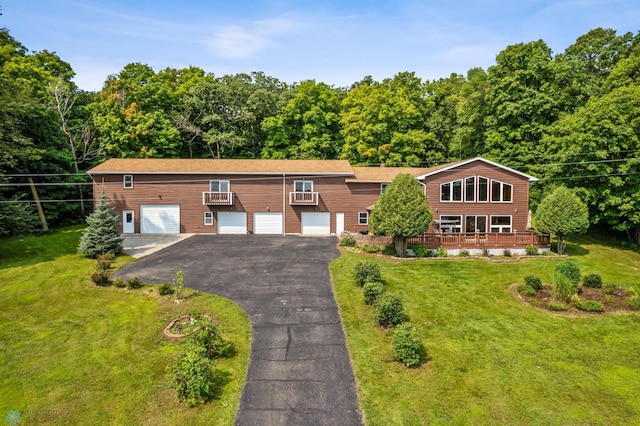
[358,211,369,225]
[465,215,487,233]
[204,211,213,226]
[440,179,463,202]
[294,180,314,192]
[416,157,539,182]
[123,175,133,189]
[380,183,388,194]
[477,176,489,203]
[439,215,462,233]
[490,215,512,233]
[209,179,230,192]
[465,176,476,202]
[490,179,513,203]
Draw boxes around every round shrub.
[575,300,604,312]
[628,297,640,311]
[113,277,126,288]
[363,281,385,305]
[127,276,142,289]
[374,294,405,327]
[158,282,175,295]
[549,302,568,311]
[583,274,602,288]
[503,248,512,257]
[392,323,426,368]
[525,245,539,256]
[168,345,216,407]
[90,270,111,287]
[517,284,537,297]
[339,236,356,247]
[459,250,470,257]
[524,275,542,291]
[602,282,617,295]
[411,244,428,258]
[555,261,581,285]
[191,322,232,359]
[353,260,382,287]
[361,243,380,253]
[436,247,448,257]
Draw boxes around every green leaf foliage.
[392,322,426,368]
[536,187,589,254]
[370,173,433,256]
[168,345,216,407]
[373,294,405,327]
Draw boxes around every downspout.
[282,173,286,235]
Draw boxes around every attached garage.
[140,205,180,234]
[218,212,247,234]
[254,212,283,234]
[301,212,331,235]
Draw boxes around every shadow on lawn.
[0,226,87,269]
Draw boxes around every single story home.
[87,157,550,254]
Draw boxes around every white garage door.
[301,212,331,235]
[218,212,247,234]
[254,212,283,234]
[140,205,180,234]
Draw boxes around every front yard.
[330,236,640,425]
[0,226,251,425]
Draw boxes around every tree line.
[1,26,639,244]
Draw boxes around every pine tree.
[78,191,124,258]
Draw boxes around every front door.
[123,210,135,233]
[336,212,344,235]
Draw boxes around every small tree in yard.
[78,191,123,258]
[535,186,589,255]
[370,173,433,257]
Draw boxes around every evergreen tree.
[78,192,123,258]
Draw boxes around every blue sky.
[2,0,639,91]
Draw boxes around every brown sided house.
[87,157,549,253]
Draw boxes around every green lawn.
[0,226,251,425]
[330,238,640,425]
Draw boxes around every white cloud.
[207,25,270,59]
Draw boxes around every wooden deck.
[407,232,550,249]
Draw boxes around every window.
[490,216,512,233]
[380,183,388,194]
[294,180,313,192]
[465,215,487,233]
[465,176,475,202]
[440,215,462,233]
[210,180,230,192]
[123,175,133,189]
[478,177,488,202]
[204,212,213,226]
[490,180,513,202]
[358,212,369,225]
[440,180,463,202]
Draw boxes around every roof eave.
[415,157,539,182]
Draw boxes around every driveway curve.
[114,235,363,426]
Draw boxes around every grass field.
[330,238,640,425]
[0,226,251,425]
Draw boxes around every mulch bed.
[513,284,637,316]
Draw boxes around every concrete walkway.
[122,234,194,259]
[114,235,363,426]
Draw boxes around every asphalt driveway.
[114,235,363,426]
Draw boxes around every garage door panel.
[218,212,247,234]
[254,212,283,234]
[301,212,330,235]
[141,205,180,234]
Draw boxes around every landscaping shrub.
[374,294,405,327]
[524,275,542,291]
[191,322,232,359]
[436,247,448,257]
[525,245,539,256]
[363,281,385,305]
[127,276,142,289]
[575,300,604,312]
[459,250,470,257]
[555,261,581,285]
[553,271,578,303]
[339,236,356,247]
[517,284,537,297]
[628,297,640,311]
[411,244,428,258]
[90,270,111,287]
[392,323,425,368]
[481,248,490,257]
[425,249,437,258]
[353,260,382,287]
[361,243,380,253]
[583,274,602,288]
[113,277,126,288]
[95,253,115,273]
[159,282,175,295]
[602,282,617,295]
[168,345,216,407]
[382,244,396,256]
[503,248,512,257]
[549,302,568,311]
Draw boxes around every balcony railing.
[202,191,234,206]
[289,191,319,205]
[406,232,550,249]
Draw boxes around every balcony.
[289,191,319,206]
[407,232,550,249]
[202,191,234,206]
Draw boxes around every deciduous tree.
[535,186,589,254]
